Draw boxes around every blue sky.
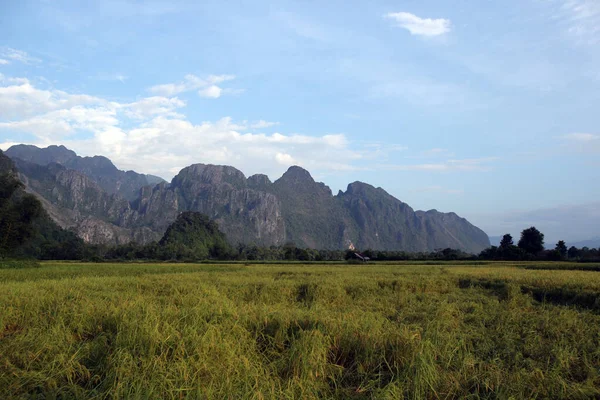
[1,0,599,242]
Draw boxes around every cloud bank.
[0,75,362,179]
[0,72,494,183]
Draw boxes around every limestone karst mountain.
[6,144,164,201]
[6,144,490,252]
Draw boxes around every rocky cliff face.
[6,144,164,201]
[415,209,491,253]
[130,164,286,246]
[7,144,490,253]
[12,158,160,246]
[270,166,357,249]
[338,182,427,252]
[338,182,490,252]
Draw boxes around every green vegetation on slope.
[157,211,233,259]
[0,167,43,254]
[0,150,89,260]
[1,262,600,399]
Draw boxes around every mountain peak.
[278,165,314,184]
[5,143,165,201]
[72,155,118,174]
[342,181,393,199]
[174,163,247,188]
[6,144,77,165]
[345,181,375,194]
[247,174,272,190]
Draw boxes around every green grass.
[517,262,600,272]
[0,259,40,269]
[2,262,600,399]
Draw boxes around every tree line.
[479,227,600,262]
[70,225,600,263]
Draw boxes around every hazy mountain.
[8,145,490,253]
[569,238,600,249]
[472,202,600,249]
[6,144,164,201]
[488,236,502,246]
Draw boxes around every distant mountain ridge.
[6,144,164,201]
[488,236,502,247]
[6,144,490,253]
[569,238,600,249]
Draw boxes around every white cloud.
[275,152,297,165]
[0,74,494,181]
[0,105,119,141]
[198,85,222,98]
[206,74,236,85]
[385,12,451,37]
[149,74,236,98]
[563,132,599,141]
[148,83,185,97]
[0,59,8,65]
[0,74,363,179]
[0,78,104,119]
[0,141,29,151]
[122,96,186,120]
[65,117,362,179]
[0,47,41,64]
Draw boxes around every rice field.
[1,261,600,399]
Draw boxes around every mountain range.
[5,144,490,253]
[569,238,600,249]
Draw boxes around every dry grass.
[1,261,600,399]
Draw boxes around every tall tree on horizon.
[518,227,545,255]
[499,234,514,249]
[555,240,568,259]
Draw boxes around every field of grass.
[2,261,600,399]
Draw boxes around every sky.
[0,0,599,243]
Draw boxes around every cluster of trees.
[0,152,91,261]
[0,172,43,254]
[95,242,476,263]
[50,224,599,263]
[100,242,346,262]
[0,167,91,260]
[345,247,474,261]
[96,212,234,261]
[479,227,600,261]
